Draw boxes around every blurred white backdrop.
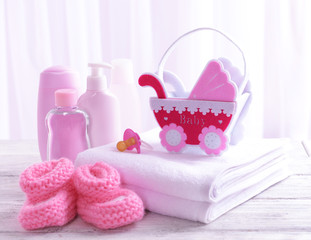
[0,0,310,140]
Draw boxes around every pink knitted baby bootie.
[18,158,77,230]
[73,162,144,229]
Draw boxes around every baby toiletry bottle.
[46,89,89,162]
[78,63,121,147]
[110,59,142,132]
[38,66,80,161]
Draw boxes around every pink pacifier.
[117,129,141,153]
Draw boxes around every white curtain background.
[0,0,310,140]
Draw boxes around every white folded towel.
[125,159,289,223]
[75,129,290,203]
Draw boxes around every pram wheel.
[198,126,227,155]
[160,123,187,152]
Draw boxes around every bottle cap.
[111,59,134,84]
[87,63,112,91]
[55,89,78,107]
[40,66,79,89]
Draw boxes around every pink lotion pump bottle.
[78,63,121,147]
[37,66,80,161]
[46,89,89,162]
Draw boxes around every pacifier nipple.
[117,137,137,152]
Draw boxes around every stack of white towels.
[75,129,290,223]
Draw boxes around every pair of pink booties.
[18,158,144,230]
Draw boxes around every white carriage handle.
[157,27,247,84]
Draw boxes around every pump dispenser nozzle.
[87,63,112,91]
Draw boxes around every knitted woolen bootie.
[18,158,77,230]
[73,162,145,229]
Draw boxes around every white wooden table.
[0,140,311,239]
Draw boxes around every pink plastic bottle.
[78,63,121,147]
[46,89,89,162]
[38,66,80,161]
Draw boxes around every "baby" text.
[180,114,205,127]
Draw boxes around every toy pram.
[139,28,251,155]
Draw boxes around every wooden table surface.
[0,140,311,240]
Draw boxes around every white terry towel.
[125,158,289,223]
[75,129,290,203]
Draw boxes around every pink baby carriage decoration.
[139,28,251,155]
